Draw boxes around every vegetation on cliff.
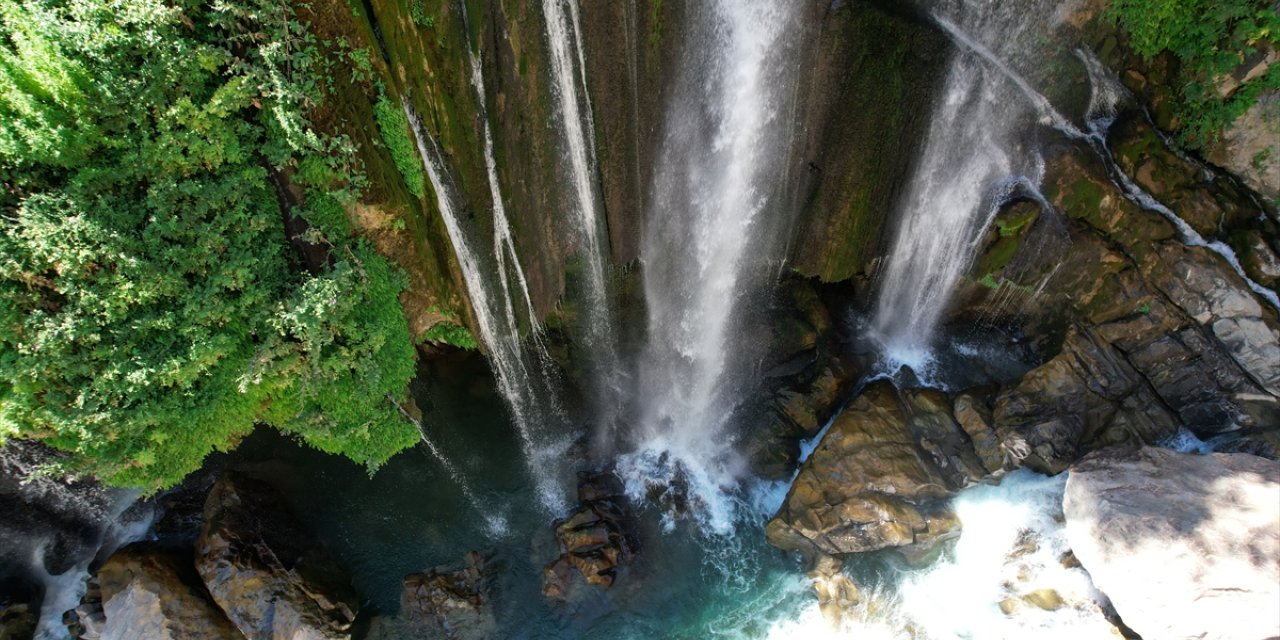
[0,0,421,488]
[1106,0,1280,148]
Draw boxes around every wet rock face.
[542,471,635,599]
[401,552,497,640]
[195,474,358,640]
[1064,446,1280,640]
[993,327,1180,475]
[97,544,243,640]
[765,381,989,559]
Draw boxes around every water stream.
[619,0,802,533]
[403,99,570,513]
[542,0,625,429]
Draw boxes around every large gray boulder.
[1064,446,1280,640]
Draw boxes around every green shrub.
[0,0,419,489]
[374,93,427,199]
[1106,0,1280,148]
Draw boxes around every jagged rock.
[1064,446,1280,640]
[953,392,1005,475]
[993,328,1180,474]
[901,389,988,488]
[195,474,358,640]
[0,600,35,640]
[744,359,859,479]
[401,552,497,640]
[1241,230,1280,288]
[62,577,104,640]
[542,471,635,600]
[807,555,861,627]
[765,381,970,559]
[96,544,243,640]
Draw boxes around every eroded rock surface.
[1064,446,1280,640]
[401,552,497,640]
[542,471,635,599]
[98,544,243,640]
[765,381,974,559]
[195,474,357,640]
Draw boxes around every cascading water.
[871,4,1062,374]
[542,0,624,428]
[619,0,800,532]
[402,99,570,513]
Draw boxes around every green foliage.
[1106,0,1280,147]
[410,0,436,29]
[374,92,426,199]
[420,320,479,350]
[0,0,418,488]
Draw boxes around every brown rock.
[97,544,243,640]
[0,600,36,640]
[401,552,496,640]
[993,328,1180,474]
[195,474,357,640]
[766,381,968,558]
[1021,588,1065,611]
[542,471,634,600]
[954,393,1005,475]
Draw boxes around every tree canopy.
[0,0,420,489]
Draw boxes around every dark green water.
[220,352,814,639]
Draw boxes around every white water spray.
[620,0,799,533]
[403,99,568,513]
[871,6,1052,372]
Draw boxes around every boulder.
[195,474,358,640]
[993,327,1180,474]
[542,471,635,599]
[1064,446,1280,640]
[97,544,243,640]
[765,381,969,559]
[401,552,497,640]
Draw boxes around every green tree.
[0,0,419,489]
[1106,0,1280,148]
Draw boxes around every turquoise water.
[221,352,816,639]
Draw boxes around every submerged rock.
[195,473,358,640]
[97,544,243,640]
[765,381,974,559]
[542,471,636,600]
[1064,446,1280,640]
[0,600,35,640]
[400,552,497,640]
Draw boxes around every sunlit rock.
[196,474,358,640]
[97,544,243,640]
[1064,446,1280,640]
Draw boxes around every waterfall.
[870,4,1071,373]
[402,99,569,513]
[542,0,624,428]
[619,0,800,533]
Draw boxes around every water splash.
[403,99,568,513]
[622,0,800,534]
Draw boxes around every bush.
[0,0,419,489]
[1106,0,1280,148]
